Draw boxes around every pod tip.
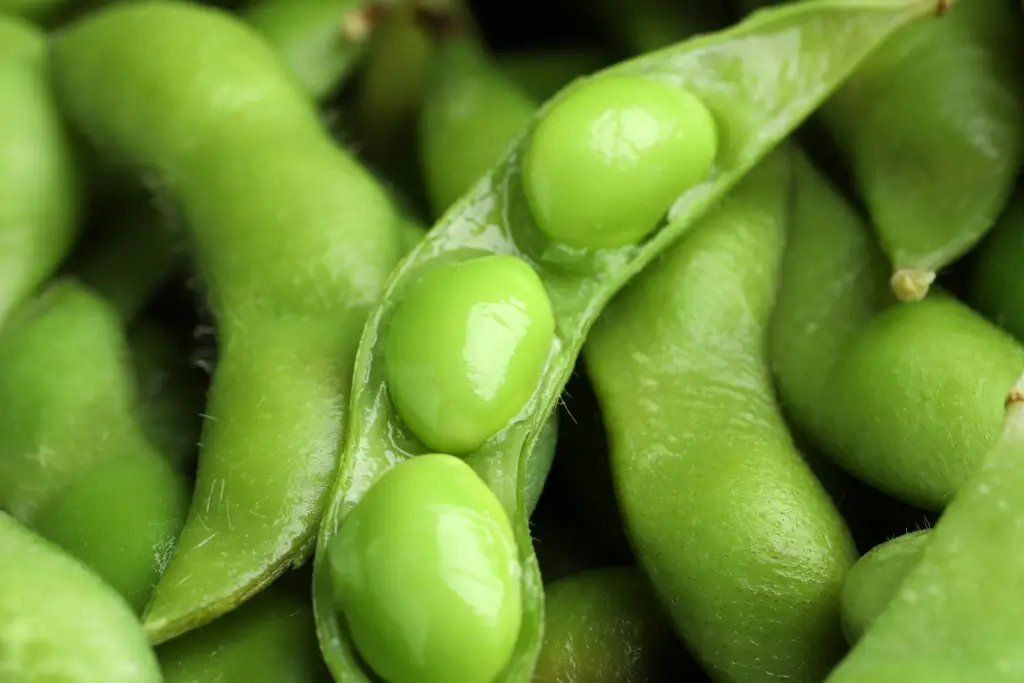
[935,0,954,16]
[890,269,935,302]
[1006,373,1024,409]
[341,8,376,43]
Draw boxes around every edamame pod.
[419,35,536,218]
[496,48,610,101]
[586,149,857,682]
[0,15,84,329]
[826,376,1024,683]
[536,567,694,683]
[158,576,330,683]
[968,189,1024,342]
[840,530,930,644]
[312,4,947,680]
[746,0,1024,300]
[0,211,190,612]
[770,154,1024,510]
[244,0,369,101]
[0,512,162,683]
[52,0,405,641]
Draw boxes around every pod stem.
[71,211,183,322]
[890,268,935,302]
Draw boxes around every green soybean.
[312,4,946,681]
[0,511,161,683]
[52,0,404,642]
[536,567,690,683]
[328,454,522,683]
[385,254,556,455]
[826,376,1024,683]
[159,578,330,683]
[840,530,930,645]
[522,75,718,250]
[968,189,1024,342]
[496,48,610,102]
[0,15,84,329]
[420,36,538,218]
[244,0,368,101]
[770,154,1024,510]
[586,149,857,682]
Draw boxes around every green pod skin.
[0,512,161,683]
[243,0,368,102]
[128,317,207,469]
[312,4,947,681]
[770,154,1024,510]
[52,1,404,642]
[0,0,68,23]
[826,376,1024,683]
[0,280,190,613]
[968,190,1024,342]
[158,578,330,683]
[822,0,1024,300]
[419,37,537,219]
[840,529,930,644]
[496,48,611,102]
[586,150,857,683]
[536,567,693,683]
[0,16,84,329]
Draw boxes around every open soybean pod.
[312,2,947,682]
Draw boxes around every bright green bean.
[0,511,161,683]
[312,3,943,680]
[770,153,1024,510]
[840,530,930,644]
[586,149,856,682]
[52,0,404,642]
[0,15,84,329]
[826,376,1024,682]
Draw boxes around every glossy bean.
[52,0,405,641]
[0,15,84,329]
[770,153,1024,510]
[327,454,521,683]
[536,567,696,683]
[968,189,1024,342]
[586,149,856,682]
[158,577,330,683]
[840,530,930,644]
[0,511,161,683]
[312,4,944,680]
[826,376,1024,682]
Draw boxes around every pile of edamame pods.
[4,0,1024,680]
